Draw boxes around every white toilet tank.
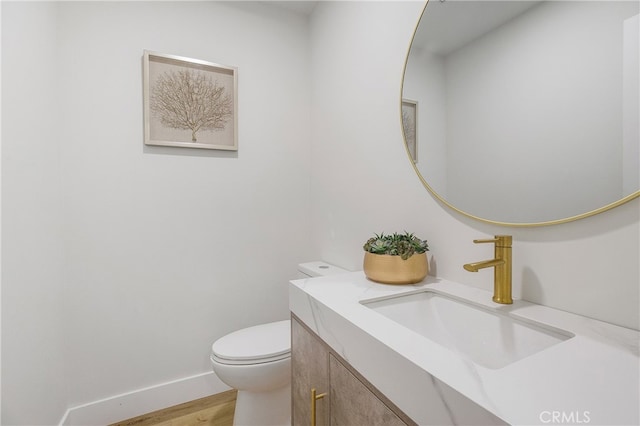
[296,261,349,279]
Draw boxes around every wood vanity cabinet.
[292,315,330,425]
[292,316,415,426]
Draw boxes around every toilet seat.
[211,320,291,365]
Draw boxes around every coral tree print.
[144,51,237,150]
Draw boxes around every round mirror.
[402,0,639,226]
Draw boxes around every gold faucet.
[463,235,513,304]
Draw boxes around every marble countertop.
[289,272,639,425]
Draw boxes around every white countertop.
[289,272,639,425]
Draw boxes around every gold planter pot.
[363,252,428,285]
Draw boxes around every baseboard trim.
[59,371,231,426]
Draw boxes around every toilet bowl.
[210,261,348,426]
[211,320,291,426]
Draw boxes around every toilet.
[210,261,348,426]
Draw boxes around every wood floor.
[110,390,236,426]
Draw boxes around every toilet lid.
[211,320,291,365]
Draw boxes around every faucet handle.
[473,238,498,244]
[472,235,512,247]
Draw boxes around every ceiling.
[270,1,318,16]
[413,1,541,55]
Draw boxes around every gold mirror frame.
[401,1,640,228]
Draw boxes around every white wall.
[2,1,312,424]
[310,1,639,331]
[623,13,640,195]
[1,2,69,424]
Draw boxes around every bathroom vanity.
[289,272,639,425]
[292,317,414,425]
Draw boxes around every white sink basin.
[363,290,573,369]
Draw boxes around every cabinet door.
[292,318,330,426]
[329,355,407,426]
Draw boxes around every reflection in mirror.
[403,0,639,224]
[402,99,418,163]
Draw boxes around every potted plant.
[362,232,429,284]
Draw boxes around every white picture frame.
[143,50,238,151]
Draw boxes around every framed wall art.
[143,50,238,150]
[402,99,418,163]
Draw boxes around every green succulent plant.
[363,232,429,260]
